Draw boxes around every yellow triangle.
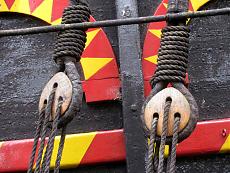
[85,29,101,50]
[149,29,162,39]
[51,18,62,25]
[10,0,30,14]
[220,135,230,153]
[186,10,193,24]
[190,0,210,11]
[0,0,9,11]
[32,0,53,23]
[49,132,97,168]
[145,55,158,65]
[163,3,168,9]
[80,58,113,80]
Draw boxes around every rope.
[146,117,158,173]
[145,104,181,173]
[167,116,180,173]
[27,89,66,173]
[151,26,190,86]
[27,108,45,173]
[145,10,191,173]
[54,125,67,173]
[43,101,62,173]
[153,144,160,172]
[157,100,172,173]
[53,2,91,66]
[27,2,90,172]
[34,89,56,173]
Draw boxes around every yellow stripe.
[80,58,113,80]
[49,132,97,169]
[190,0,210,11]
[85,29,101,49]
[0,141,3,148]
[163,3,168,9]
[0,0,9,11]
[220,135,230,153]
[149,29,162,39]
[145,55,158,65]
[10,0,30,15]
[51,18,62,25]
[32,0,53,23]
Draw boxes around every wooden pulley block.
[144,87,190,136]
[39,72,72,120]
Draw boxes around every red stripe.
[177,118,230,156]
[80,130,126,164]
[0,139,33,172]
[0,119,229,172]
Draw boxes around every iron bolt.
[222,129,227,137]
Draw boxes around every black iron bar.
[116,0,146,172]
[0,7,229,37]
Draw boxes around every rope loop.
[150,26,190,87]
[53,2,91,66]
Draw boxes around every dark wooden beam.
[115,0,146,173]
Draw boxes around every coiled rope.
[53,2,91,66]
[151,26,190,86]
[146,25,189,173]
[27,1,91,173]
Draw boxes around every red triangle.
[189,1,194,11]
[87,59,119,80]
[82,30,115,58]
[149,21,166,30]
[5,0,15,9]
[142,60,157,80]
[51,0,69,22]
[29,0,44,13]
[155,3,167,16]
[143,31,160,59]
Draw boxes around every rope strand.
[146,117,158,173]
[54,125,67,173]
[27,108,45,173]
[43,102,62,173]
[34,89,56,173]
[167,116,180,173]
[157,99,172,173]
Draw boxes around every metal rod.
[0,7,229,37]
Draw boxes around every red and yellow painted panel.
[0,0,121,102]
[142,0,210,96]
[0,119,229,172]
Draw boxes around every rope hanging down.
[144,25,191,172]
[142,1,199,173]
[27,1,91,173]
